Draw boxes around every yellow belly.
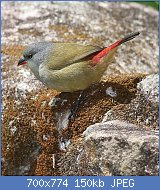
[40,60,109,92]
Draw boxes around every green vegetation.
[136,1,159,10]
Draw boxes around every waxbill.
[18,32,140,92]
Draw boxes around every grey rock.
[58,120,158,176]
[83,120,158,176]
[137,74,158,104]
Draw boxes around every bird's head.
[18,42,52,79]
[18,42,52,66]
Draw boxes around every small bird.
[18,32,140,92]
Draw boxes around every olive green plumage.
[39,43,117,91]
[18,32,140,92]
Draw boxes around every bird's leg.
[68,90,85,120]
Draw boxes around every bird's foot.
[68,90,85,121]
[68,109,77,121]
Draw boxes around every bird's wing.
[44,43,103,70]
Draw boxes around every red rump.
[90,38,122,66]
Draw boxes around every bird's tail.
[118,32,140,46]
[91,32,140,65]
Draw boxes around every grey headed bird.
[18,32,140,92]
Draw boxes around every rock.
[102,74,158,130]
[82,120,158,176]
[58,120,158,176]
[137,74,158,104]
[2,73,147,176]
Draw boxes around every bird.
[18,32,140,92]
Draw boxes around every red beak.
[18,58,27,66]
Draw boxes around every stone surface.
[58,120,158,176]
[137,74,158,104]
[82,120,158,176]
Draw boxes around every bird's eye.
[27,54,33,59]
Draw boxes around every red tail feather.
[91,39,122,66]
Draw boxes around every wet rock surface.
[1,2,158,176]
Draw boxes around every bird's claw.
[68,110,77,121]
[68,90,85,121]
